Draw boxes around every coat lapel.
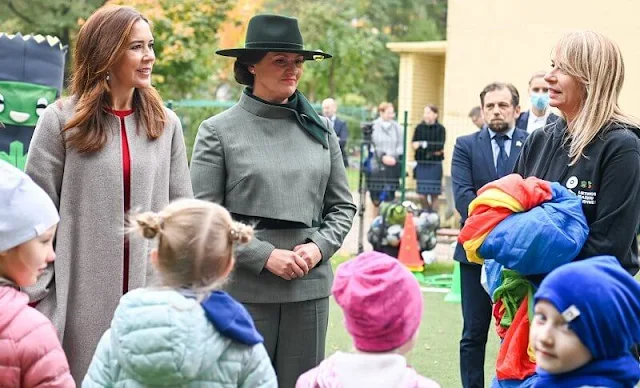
[478,128,498,179]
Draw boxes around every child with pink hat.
[296,251,440,388]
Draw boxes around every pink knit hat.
[332,251,424,352]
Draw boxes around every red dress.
[108,108,134,295]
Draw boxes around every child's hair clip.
[562,304,581,322]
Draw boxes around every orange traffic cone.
[398,212,424,271]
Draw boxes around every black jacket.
[515,119,640,275]
[412,121,446,161]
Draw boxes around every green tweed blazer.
[190,92,356,303]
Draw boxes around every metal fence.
[354,111,452,254]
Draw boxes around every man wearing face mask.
[516,71,559,133]
[452,82,529,388]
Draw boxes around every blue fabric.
[535,256,640,359]
[479,183,588,275]
[200,291,264,346]
[363,145,374,175]
[483,259,504,301]
[487,127,515,163]
[415,162,442,195]
[491,374,538,387]
[494,135,509,178]
[535,355,640,388]
[534,256,640,387]
[530,93,550,111]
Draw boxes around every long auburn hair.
[65,5,166,153]
[552,30,640,165]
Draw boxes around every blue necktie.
[495,135,509,178]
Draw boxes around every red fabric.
[496,296,536,381]
[108,108,133,295]
[458,174,553,245]
[477,174,553,210]
[493,300,508,339]
[458,205,512,245]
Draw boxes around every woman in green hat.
[190,14,356,388]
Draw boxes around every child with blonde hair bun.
[83,198,276,387]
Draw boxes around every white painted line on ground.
[420,287,450,294]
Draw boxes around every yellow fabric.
[462,231,491,264]
[468,188,525,215]
[527,341,536,362]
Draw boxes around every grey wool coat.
[190,92,356,303]
[24,97,193,382]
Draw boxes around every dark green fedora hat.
[216,14,332,60]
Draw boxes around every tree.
[0,0,107,40]
[1,0,235,98]
[356,0,446,42]
[263,0,447,105]
[264,0,392,103]
[214,0,266,99]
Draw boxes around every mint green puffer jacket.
[82,288,277,387]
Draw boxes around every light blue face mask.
[530,92,550,111]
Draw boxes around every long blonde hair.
[130,199,253,294]
[65,5,166,153]
[552,30,640,165]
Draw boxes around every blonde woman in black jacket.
[516,30,640,277]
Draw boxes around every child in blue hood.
[530,256,640,388]
[83,199,276,387]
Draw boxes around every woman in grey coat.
[23,5,192,382]
[190,14,356,388]
[368,102,404,213]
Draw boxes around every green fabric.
[528,285,535,322]
[244,88,330,148]
[493,269,532,329]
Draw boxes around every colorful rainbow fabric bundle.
[458,174,589,385]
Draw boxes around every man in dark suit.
[322,98,349,167]
[451,82,529,388]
